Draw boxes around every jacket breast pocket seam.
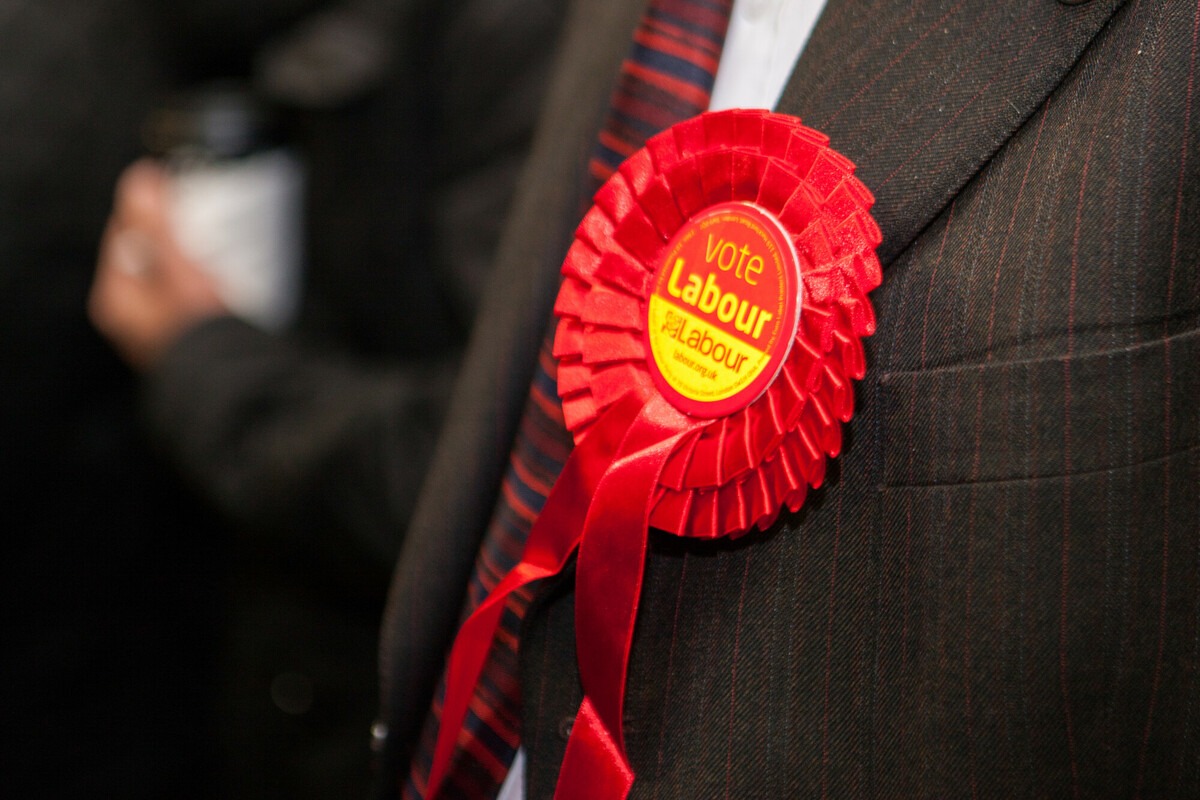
[876,327,1199,488]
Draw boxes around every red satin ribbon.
[426,393,702,799]
[555,698,633,799]
[558,394,698,798]
[427,109,881,800]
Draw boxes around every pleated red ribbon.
[426,109,881,799]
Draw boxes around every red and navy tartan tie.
[402,2,733,797]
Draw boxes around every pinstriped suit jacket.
[378,0,1200,796]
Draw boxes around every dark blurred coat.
[144,0,566,568]
[134,0,565,797]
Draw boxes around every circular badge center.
[645,201,801,418]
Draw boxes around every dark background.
[0,1,431,796]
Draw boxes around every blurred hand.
[89,160,228,370]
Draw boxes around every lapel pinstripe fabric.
[514,1,1199,798]
[772,0,1128,266]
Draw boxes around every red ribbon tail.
[554,698,634,800]
[554,396,698,799]
[426,563,553,797]
[425,394,644,799]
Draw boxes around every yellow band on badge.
[644,201,800,417]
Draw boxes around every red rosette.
[427,109,883,800]
[553,108,882,539]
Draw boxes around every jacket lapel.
[776,0,1127,265]
[376,0,647,774]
